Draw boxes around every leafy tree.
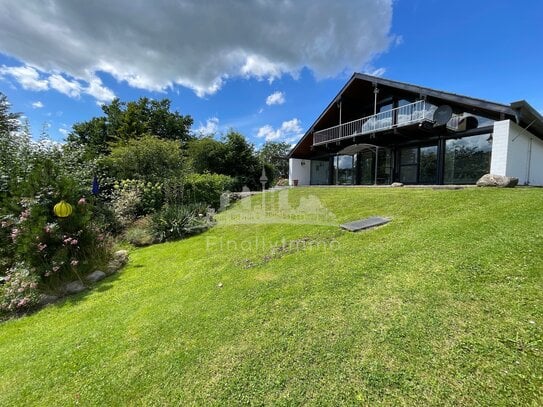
[99,135,186,182]
[186,136,227,174]
[258,141,291,178]
[186,131,265,190]
[68,97,193,157]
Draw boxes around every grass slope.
[1,187,542,406]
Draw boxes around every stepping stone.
[340,216,390,232]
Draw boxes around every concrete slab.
[340,216,390,232]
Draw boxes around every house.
[288,74,543,186]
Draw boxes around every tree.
[99,135,186,182]
[258,141,291,178]
[186,131,267,190]
[68,97,193,157]
[186,136,227,174]
[0,92,20,134]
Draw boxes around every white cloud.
[58,127,69,137]
[49,74,82,98]
[0,65,115,104]
[85,76,116,105]
[32,101,44,109]
[0,65,48,91]
[0,0,393,96]
[365,67,387,77]
[257,118,303,142]
[266,91,286,106]
[195,117,220,136]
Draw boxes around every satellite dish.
[433,105,453,126]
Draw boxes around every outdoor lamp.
[53,200,73,218]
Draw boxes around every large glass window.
[444,134,492,184]
[333,155,354,185]
[419,145,438,184]
[399,147,418,183]
[310,159,329,185]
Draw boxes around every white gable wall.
[490,119,543,186]
[289,158,311,186]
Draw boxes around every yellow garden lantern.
[53,200,73,218]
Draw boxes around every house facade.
[288,74,543,186]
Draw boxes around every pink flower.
[37,243,47,252]
[70,239,78,246]
[70,259,79,267]
[63,237,72,245]
[52,266,60,272]
[19,209,30,221]
[1,221,8,228]
[10,228,20,241]
[17,298,28,307]
[78,197,86,206]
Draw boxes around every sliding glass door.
[399,145,438,184]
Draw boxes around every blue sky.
[0,0,541,147]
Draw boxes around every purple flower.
[70,239,78,246]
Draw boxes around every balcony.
[313,100,460,146]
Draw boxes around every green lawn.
[1,187,542,405]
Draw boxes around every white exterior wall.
[288,158,311,186]
[490,120,543,185]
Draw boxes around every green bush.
[183,173,233,209]
[124,217,155,247]
[99,135,186,182]
[151,203,213,242]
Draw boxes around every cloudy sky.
[0,0,542,145]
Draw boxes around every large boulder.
[476,174,519,188]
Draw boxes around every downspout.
[526,137,533,185]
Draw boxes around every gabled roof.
[289,73,543,158]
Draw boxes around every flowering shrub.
[0,150,112,314]
[112,179,164,223]
[0,263,40,314]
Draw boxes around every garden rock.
[391,182,404,187]
[106,250,129,274]
[38,294,59,305]
[86,270,106,283]
[64,281,87,294]
[476,174,518,188]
